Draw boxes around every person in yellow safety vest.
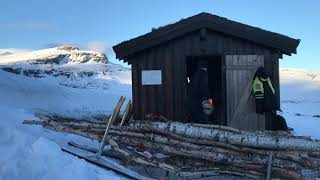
[252,67,276,114]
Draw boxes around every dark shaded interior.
[186,55,225,125]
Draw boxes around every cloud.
[46,41,114,55]
[80,41,114,55]
[0,48,31,56]
[0,22,52,30]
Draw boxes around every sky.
[0,0,319,70]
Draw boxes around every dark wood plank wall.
[131,58,138,119]
[130,29,281,128]
[131,44,172,120]
[164,42,174,119]
[272,53,281,109]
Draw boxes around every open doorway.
[185,55,225,125]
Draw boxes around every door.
[225,55,265,131]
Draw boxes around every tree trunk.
[131,121,320,151]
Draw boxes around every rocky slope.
[0,46,107,77]
[0,46,130,89]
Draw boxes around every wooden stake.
[126,102,134,123]
[97,96,125,156]
[120,100,132,127]
[266,151,273,180]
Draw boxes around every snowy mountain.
[0,46,114,89]
[0,47,319,180]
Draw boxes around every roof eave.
[113,13,300,60]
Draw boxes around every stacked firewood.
[24,115,320,179]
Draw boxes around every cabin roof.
[113,12,300,60]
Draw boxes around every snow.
[0,104,125,180]
[0,64,131,118]
[0,47,130,180]
[0,46,107,64]
[0,47,319,179]
[0,117,123,180]
[280,68,320,138]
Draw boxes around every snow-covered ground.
[0,47,319,179]
[0,47,130,180]
[280,68,320,138]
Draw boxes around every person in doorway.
[187,62,214,124]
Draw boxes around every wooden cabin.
[113,12,300,131]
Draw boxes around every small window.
[142,70,162,85]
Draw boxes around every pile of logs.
[24,114,320,179]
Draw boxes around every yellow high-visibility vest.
[253,77,275,95]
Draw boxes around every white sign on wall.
[142,70,162,85]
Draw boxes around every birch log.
[41,121,320,170]
[131,121,320,151]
